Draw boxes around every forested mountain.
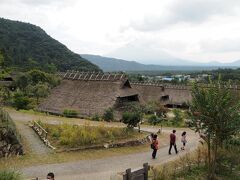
[0,18,100,72]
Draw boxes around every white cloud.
[0,0,240,63]
[128,0,240,32]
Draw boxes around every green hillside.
[0,18,100,72]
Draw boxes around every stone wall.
[0,109,23,157]
[0,127,23,157]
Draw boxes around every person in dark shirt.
[168,130,178,155]
[151,134,159,159]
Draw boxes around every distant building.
[162,77,174,81]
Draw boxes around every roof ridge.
[57,71,127,82]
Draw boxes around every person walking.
[168,130,178,155]
[47,172,55,180]
[151,134,159,159]
[148,133,154,142]
[181,131,187,150]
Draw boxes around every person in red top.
[168,130,178,155]
[151,134,159,159]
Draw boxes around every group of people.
[150,130,187,159]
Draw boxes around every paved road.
[7,109,199,180]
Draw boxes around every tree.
[26,83,50,103]
[189,81,240,178]
[103,108,114,122]
[12,92,30,110]
[172,109,184,126]
[122,103,143,132]
[148,114,162,125]
[0,51,4,68]
[122,111,142,131]
[15,73,30,92]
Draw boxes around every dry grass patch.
[38,121,147,149]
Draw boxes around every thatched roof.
[39,72,139,117]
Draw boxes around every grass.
[0,170,22,180]
[149,146,240,180]
[41,122,147,148]
[4,107,125,128]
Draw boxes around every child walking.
[181,131,187,150]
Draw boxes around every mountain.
[81,54,238,72]
[106,40,195,66]
[106,40,240,67]
[0,18,100,72]
[229,60,240,66]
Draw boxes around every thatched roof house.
[39,71,140,117]
[131,82,192,107]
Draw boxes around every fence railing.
[123,163,149,180]
[32,121,48,140]
[31,121,55,150]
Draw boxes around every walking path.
[6,108,199,180]
[22,135,198,180]
[16,122,51,155]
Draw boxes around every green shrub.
[12,92,31,110]
[63,109,78,118]
[172,109,184,126]
[148,114,162,125]
[91,114,100,121]
[122,111,141,128]
[103,108,114,122]
[0,170,22,180]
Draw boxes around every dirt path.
[6,108,125,127]
[16,122,51,155]
[19,125,198,180]
[21,131,198,180]
[6,108,199,179]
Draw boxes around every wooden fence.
[32,121,48,140]
[123,163,149,180]
[31,121,55,150]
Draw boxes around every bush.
[148,114,162,125]
[91,114,100,121]
[143,101,168,117]
[12,92,31,110]
[172,109,184,126]
[122,111,141,128]
[63,109,78,118]
[0,170,22,180]
[103,108,114,122]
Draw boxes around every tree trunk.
[207,134,212,179]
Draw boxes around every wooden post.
[126,168,131,180]
[143,163,148,180]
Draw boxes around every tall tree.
[189,81,240,179]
